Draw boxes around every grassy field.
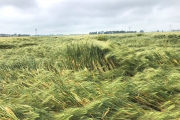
[1,32,180,120]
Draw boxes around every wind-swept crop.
[1,33,180,119]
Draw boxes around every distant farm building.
[172,29,180,32]
[18,34,30,37]
[0,34,30,37]
[0,34,11,37]
[89,30,137,35]
[89,32,97,34]
[98,31,104,34]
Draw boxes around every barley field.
[1,33,180,120]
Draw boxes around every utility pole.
[35,29,37,36]
[170,24,171,31]
[129,26,131,32]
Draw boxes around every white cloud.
[37,0,65,8]
[0,6,33,21]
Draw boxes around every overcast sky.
[0,0,180,35]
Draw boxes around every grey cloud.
[48,0,160,29]
[50,0,161,23]
[0,0,180,34]
[30,0,180,34]
[0,0,37,9]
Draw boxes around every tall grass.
[60,40,118,72]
